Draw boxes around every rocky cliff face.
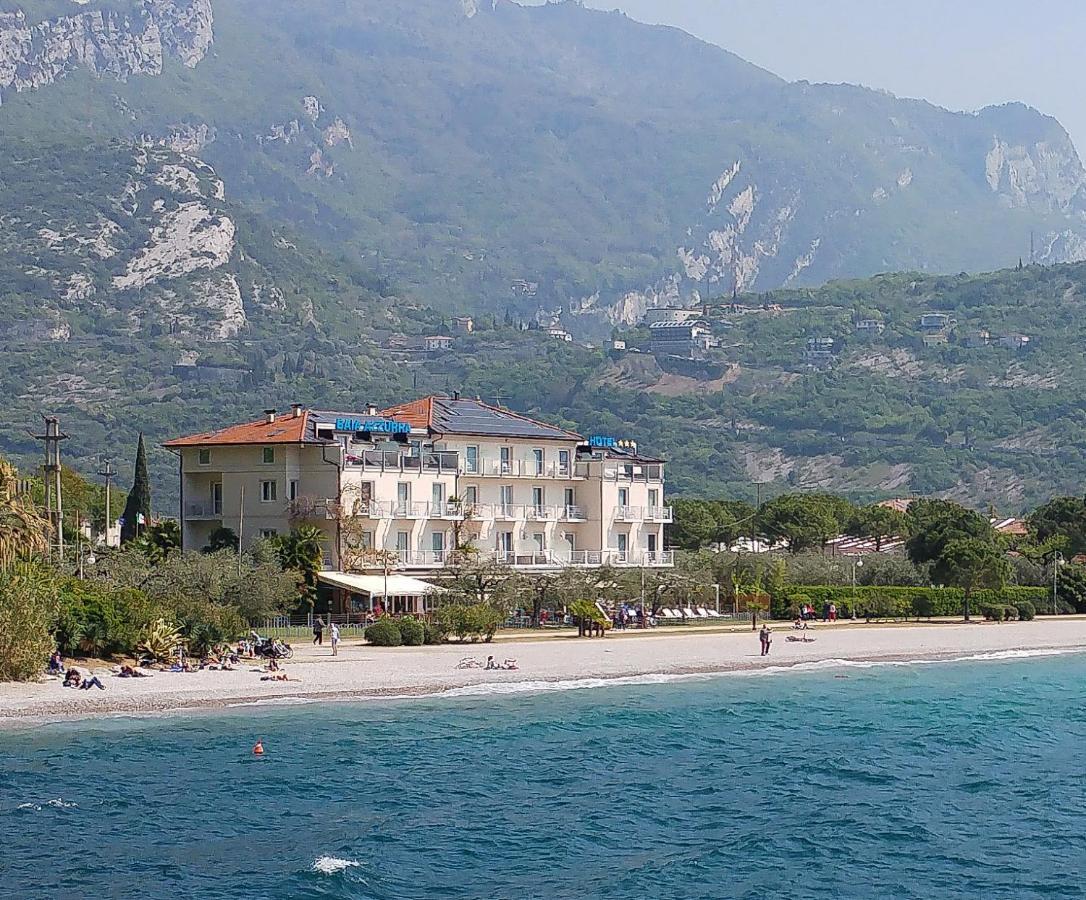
[0,0,211,99]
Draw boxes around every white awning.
[318,571,445,597]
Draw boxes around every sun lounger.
[683,607,701,619]
[659,608,677,620]
[697,607,719,618]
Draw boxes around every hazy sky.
[530,0,1086,152]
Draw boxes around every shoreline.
[3,620,1086,729]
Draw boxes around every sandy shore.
[3,619,1086,726]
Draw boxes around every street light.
[851,557,863,618]
[1052,551,1064,616]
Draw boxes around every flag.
[136,512,147,525]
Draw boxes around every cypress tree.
[120,432,152,544]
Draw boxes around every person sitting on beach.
[63,668,82,688]
[267,657,280,673]
[79,674,106,690]
[47,651,65,675]
[485,656,499,670]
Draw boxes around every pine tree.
[120,433,152,544]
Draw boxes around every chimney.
[453,390,461,401]
[366,402,377,416]
[264,408,276,424]
[291,403,303,419]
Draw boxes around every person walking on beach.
[330,622,340,656]
[313,616,325,646]
[759,625,772,657]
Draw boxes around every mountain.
[4,0,1086,514]
[3,0,1086,334]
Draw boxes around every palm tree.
[0,458,51,571]
[272,525,326,612]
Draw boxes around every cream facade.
[167,398,673,575]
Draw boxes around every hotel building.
[164,396,672,610]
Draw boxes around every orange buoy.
[253,740,264,755]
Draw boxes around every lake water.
[2,652,1085,899]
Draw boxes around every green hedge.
[772,586,1049,620]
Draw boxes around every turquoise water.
[3,654,1086,899]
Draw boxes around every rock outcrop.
[0,0,212,100]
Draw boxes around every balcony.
[526,504,560,521]
[348,547,674,571]
[646,506,674,523]
[601,463,664,482]
[391,501,430,519]
[289,497,338,520]
[184,502,222,520]
[560,505,586,521]
[616,505,672,523]
[465,459,581,479]
[345,449,459,473]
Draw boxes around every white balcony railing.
[616,505,642,522]
[646,506,674,523]
[340,547,674,571]
[466,459,581,479]
[560,505,586,520]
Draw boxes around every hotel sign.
[588,435,617,448]
[335,417,411,435]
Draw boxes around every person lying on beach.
[260,673,291,682]
[501,659,519,670]
[115,665,150,678]
[79,675,106,690]
[62,669,82,688]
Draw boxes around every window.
[197,448,210,466]
[532,532,545,553]
[648,489,659,509]
[432,483,445,508]
[616,532,628,554]
[211,482,223,516]
[532,448,544,475]
[262,447,275,464]
[500,446,512,474]
[465,445,479,474]
[259,529,278,539]
[396,531,409,553]
[532,486,544,512]
[260,480,277,502]
[498,531,513,553]
[500,485,514,515]
[431,532,446,553]
[396,482,410,515]
[564,487,575,509]
[647,533,658,554]
[563,532,576,551]
[463,486,478,506]
[618,488,629,507]
[289,480,299,501]
[360,531,374,551]
[558,449,570,475]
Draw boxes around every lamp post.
[1053,550,1063,616]
[851,557,863,618]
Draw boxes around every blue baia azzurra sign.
[335,417,411,434]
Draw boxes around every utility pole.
[97,456,116,546]
[33,415,69,561]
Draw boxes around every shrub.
[365,617,402,647]
[772,585,1049,621]
[0,567,58,681]
[434,603,504,642]
[423,622,447,645]
[981,604,1006,622]
[54,579,156,657]
[398,616,425,647]
[138,618,183,662]
[172,600,246,657]
[1016,600,1036,621]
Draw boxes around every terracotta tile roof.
[379,395,582,441]
[163,412,315,447]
